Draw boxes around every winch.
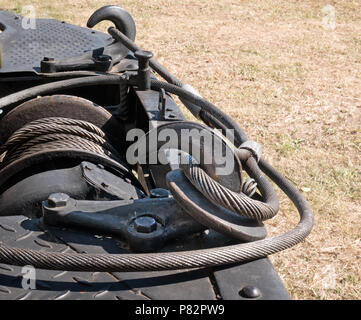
[0,5,313,300]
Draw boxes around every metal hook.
[87,5,136,41]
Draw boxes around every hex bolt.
[133,216,157,233]
[149,188,171,199]
[47,193,70,208]
[238,286,261,299]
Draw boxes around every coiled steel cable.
[0,158,313,271]
[0,117,122,169]
[181,163,277,221]
[0,62,313,271]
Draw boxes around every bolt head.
[239,286,261,299]
[47,193,70,208]
[133,216,157,233]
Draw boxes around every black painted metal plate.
[0,11,112,75]
[0,215,290,300]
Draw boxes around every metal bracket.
[42,193,205,252]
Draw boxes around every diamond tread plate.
[0,214,289,300]
[0,11,112,74]
[0,215,217,300]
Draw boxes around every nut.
[133,216,157,233]
[47,193,70,208]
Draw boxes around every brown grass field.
[0,0,360,299]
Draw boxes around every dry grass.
[1,0,360,299]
